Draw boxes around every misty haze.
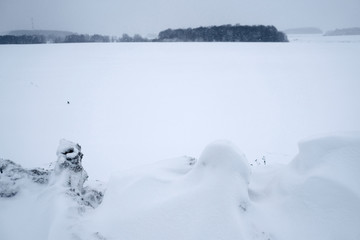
[1,1,360,240]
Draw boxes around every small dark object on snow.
[67,101,70,104]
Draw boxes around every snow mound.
[196,140,249,181]
[84,142,251,240]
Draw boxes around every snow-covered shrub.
[0,159,50,197]
[0,139,104,209]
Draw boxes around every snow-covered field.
[1,35,360,240]
[1,35,360,180]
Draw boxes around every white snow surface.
[1,134,359,240]
[0,36,360,239]
[1,38,360,181]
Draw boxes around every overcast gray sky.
[0,0,359,36]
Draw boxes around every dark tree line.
[0,24,288,44]
[157,25,288,42]
[0,35,46,44]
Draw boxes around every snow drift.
[1,134,360,240]
[248,133,360,240]
[86,141,251,240]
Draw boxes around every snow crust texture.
[1,134,360,240]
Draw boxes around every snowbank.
[1,134,360,240]
[86,134,360,240]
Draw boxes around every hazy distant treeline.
[0,33,149,44]
[324,27,360,36]
[0,24,288,44]
[63,34,149,43]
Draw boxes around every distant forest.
[0,24,288,44]
[158,25,288,42]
